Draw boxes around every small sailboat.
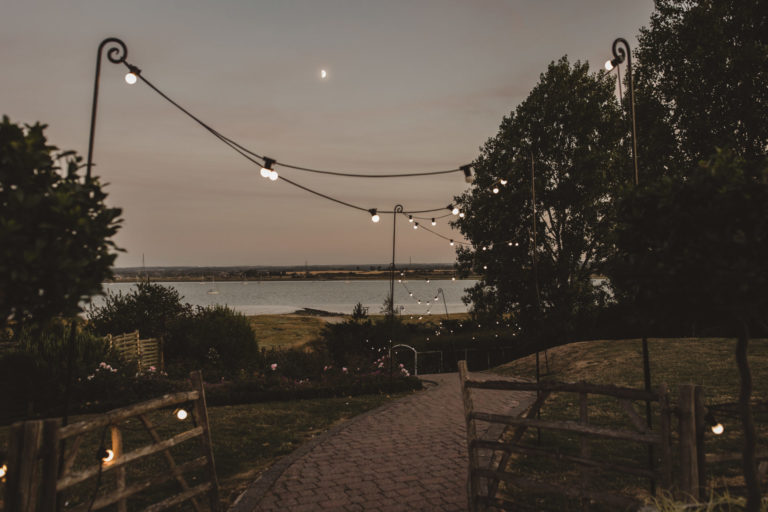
[207,277,220,295]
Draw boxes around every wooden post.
[658,383,672,491]
[39,418,61,512]
[679,384,699,501]
[459,361,481,512]
[190,370,220,512]
[7,420,44,512]
[694,385,707,497]
[111,424,127,512]
[579,391,590,509]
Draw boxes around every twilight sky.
[2,0,654,267]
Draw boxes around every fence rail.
[5,370,219,512]
[105,330,163,372]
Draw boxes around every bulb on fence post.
[100,449,115,463]
[174,408,189,420]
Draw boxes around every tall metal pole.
[87,38,129,180]
[611,36,654,493]
[390,205,404,318]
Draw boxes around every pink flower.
[342,367,348,373]
[270,363,278,371]
[399,363,404,368]
[149,366,156,372]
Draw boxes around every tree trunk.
[736,320,761,511]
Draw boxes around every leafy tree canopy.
[635,0,768,170]
[0,116,122,330]
[454,57,624,344]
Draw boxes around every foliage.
[88,280,192,339]
[351,301,368,321]
[0,322,116,420]
[317,316,418,369]
[0,116,122,330]
[606,150,768,332]
[635,0,768,172]
[165,304,259,380]
[454,57,623,347]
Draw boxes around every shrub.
[165,305,258,380]
[88,280,191,339]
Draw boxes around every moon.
[320,69,327,79]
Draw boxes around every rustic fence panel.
[4,370,218,512]
[105,330,163,372]
[459,360,672,511]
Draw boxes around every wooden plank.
[472,440,657,479]
[142,482,213,512]
[486,390,552,503]
[678,384,699,500]
[18,420,44,512]
[657,383,672,490]
[66,457,208,512]
[466,379,658,402]
[59,391,199,439]
[190,370,221,512]
[620,399,648,433]
[473,468,638,509]
[470,412,661,444]
[459,361,480,512]
[6,422,25,511]
[705,450,768,463]
[138,413,202,512]
[61,433,84,476]
[57,426,204,491]
[111,424,127,512]
[40,418,61,512]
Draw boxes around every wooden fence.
[105,331,163,372]
[459,360,672,511]
[5,371,219,512]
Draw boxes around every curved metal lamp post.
[87,37,140,179]
[389,204,404,318]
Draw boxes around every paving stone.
[230,372,534,511]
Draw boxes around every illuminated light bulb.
[408,215,414,223]
[459,212,465,218]
[101,449,115,463]
[712,423,724,435]
[417,300,421,304]
[500,179,508,185]
[483,265,487,270]
[452,276,456,281]
[515,242,519,247]
[369,209,380,223]
[482,246,487,251]
[449,240,454,246]
[426,278,430,283]
[413,222,419,230]
[493,187,499,194]
[605,60,614,71]
[508,242,513,246]
[0,464,6,479]
[431,218,436,226]
[449,205,459,216]
[125,72,138,85]
[174,408,189,420]
[434,296,439,301]
[409,292,413,297]
[269,170,279,181]
[261,157,276,179]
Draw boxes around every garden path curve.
[230,371,535,512]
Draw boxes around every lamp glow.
[101,449,115,463]
[413,222,418,230]
[605,60,614,71]
[459,212,465,218]
[369,209,380,223]
[493,187,499,194]
[500,179,508,185]
[711,423,724,435]
[0,464,6,479]
[260,167,270,178]
[451,206,459,216]
[261,157,276,180]
[449,239,454,246]
[125,72,137,85]
[431,218,436,226]
[174,408,189,420]
[269,170,279,181]
[408,215,414,223]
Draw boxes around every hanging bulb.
[269,170,279,181]
[493,186,499,194]
[449,205,459,216]
[174,408,188,420]
[125,72,138,85]
[460,164,473,183]
[508,242,513,246]
[482,246,487,251]
[261,157,276,179]
[100,449,115,463]
[369,209,380,223]
[413,222,419,230]
[605,60,614,71]
[449,239,455,246]
[459,212,465,218]
[431,218,436,226]
[500,179,508,185]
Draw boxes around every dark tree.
[635,0,768,172]
[0,117,122,330]
[607,151,768,509]
[454,57,623,347]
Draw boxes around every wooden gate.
[459,360,672,511]
[5,371,219,511]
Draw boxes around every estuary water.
[94,279,478,316]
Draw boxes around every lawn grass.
[484,338,768,510]
[0,392,410,510]
[247,314,330,349]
